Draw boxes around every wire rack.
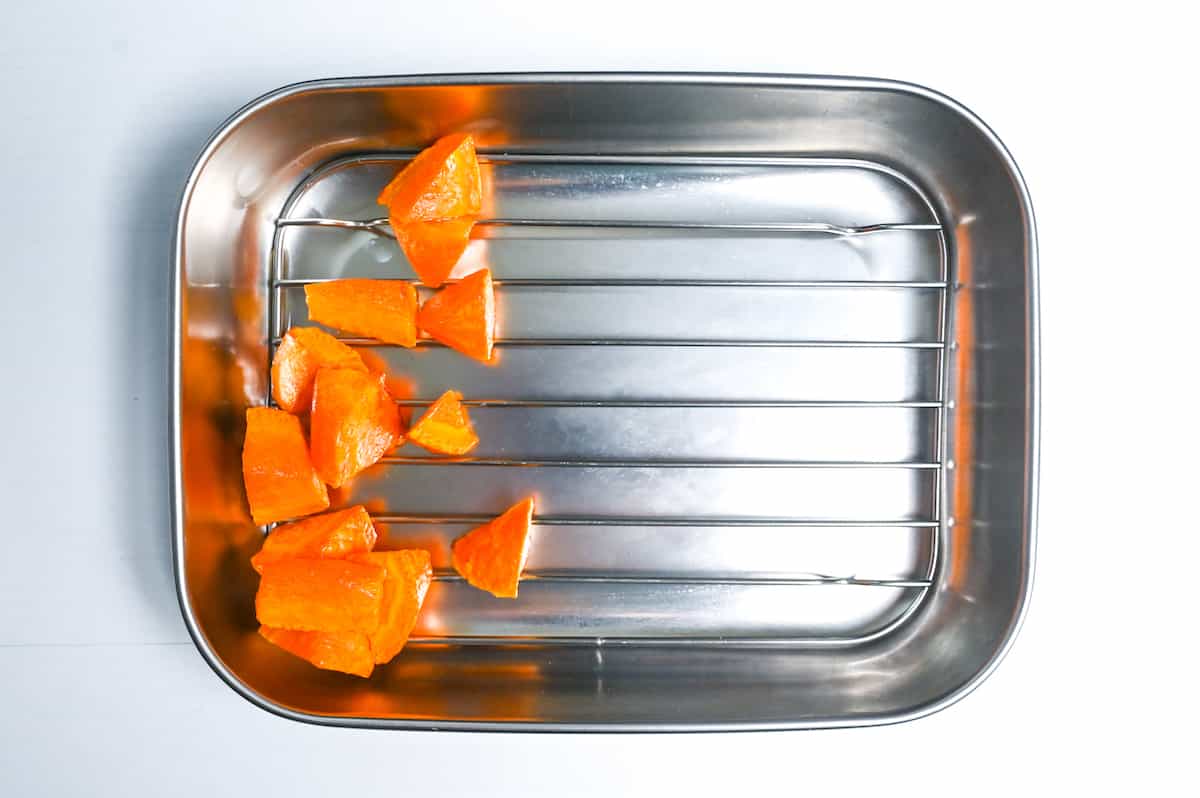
[266,152,953,647]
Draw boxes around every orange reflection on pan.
[345,651,544,721]
[950,225,974,592]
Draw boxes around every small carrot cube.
[417,268,495,363]
[255,558,386,633]
[241,407,329,525]
[451,497,535,598]
[304,279,419,347]
[271,327,367,414]
[250,505,377,574]
[405,390,479,456]
[309,367,401,488]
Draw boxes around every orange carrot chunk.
[405,390,479,455]
[349,550,432,663]
[378,134,482,288]
[250,505,378,574]
[271,327,367,414]
[304,279,419,348]
[309,367,402,488]
[377,133,482,221]
[256,558,386,633]
[451,497,535,598]
[356,349,417,429]
[395,218,476,288]
[259,626,375,678]
[417,268,495,363]
[241,407,329,525]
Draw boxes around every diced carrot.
[451,497,535,598]
[309,367,401,488]
[417,268,495,363]
[250,505,377,574]
[255,558,386,633]
[405,390,479,455]
[271,327,367,414]
[356,349,417,428]
[349,550,432,663]
[241,407,329,525]
[376,133,482,221]
[395,218,476,288]
[304,279,419,347]
[259,626,375,678]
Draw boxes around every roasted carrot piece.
[241,407,329,525]
[377,135,482,287]
[304,279,419,347]
[349,550,432,663]
[259,626,375,678]
[405,390,479,455]
[395,218,476,288]
[271,327,367,414]
[309,367,401,488]
[417,268,495,363]
[356,349,416,428]
[256,558,386,633]
[451,497,535,598]
[376,133,482,221]
[250,505,377,574]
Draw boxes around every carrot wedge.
[310,367,402,488]
[241,407,329,525]
[451,497,535,598]
[250,505,377,574]
[376,133,482,221]
[417,268,495,363]
[305,279,418,347]
[405,390,478,455]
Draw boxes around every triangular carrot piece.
[241,407,329,525]
[270,327,367,414]
[250,505,377,574]
[395,219,475,288]
[417,268,495,363]
[349,550,432,663]
[377,134,482,221]
[405,390,478,455]
[309,367,402,488]
[305,279,418,347]
[451,497,535,598]
[259,627,374,678]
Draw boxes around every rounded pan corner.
[878,587,1038,730]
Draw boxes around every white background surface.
[2,1,1197,794]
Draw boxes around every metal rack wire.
[267,152,952,645]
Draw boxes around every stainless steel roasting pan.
[171,73,1038,730]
